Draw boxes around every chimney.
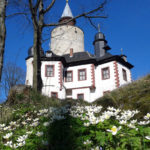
[70,48,73,57]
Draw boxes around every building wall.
[41,61,66,99]
[26,58,132,102]
[50,25,84,55]
[89,61,116,102]
[25,58,33,86]
[64,64,93,89]
[117,62,132,86]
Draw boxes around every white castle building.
[25,1,133,102]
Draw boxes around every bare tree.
[1,62,25,97]
[0,0,7,82]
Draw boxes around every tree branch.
[43,0,56,14]
[87,17,97,30]
[6,12,29,18]
[34,0,41,11]
[85,15,107,18]
[28,0,38,27]
[43,0,107,27]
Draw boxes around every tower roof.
[61,1,73,18]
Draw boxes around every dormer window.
[45,65,54,77]
[46,51,52,57]
[102,67,110,80]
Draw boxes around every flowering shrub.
[0,104,150,149]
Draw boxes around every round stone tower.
[50,1,84,56]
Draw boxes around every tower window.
[65,71,73,82]
[78,69,86,81]
[102,67,110,80]
[45,65,54,77]
[122,69,127,81]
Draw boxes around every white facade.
[25,58,132,102]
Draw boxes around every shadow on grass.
[47,113,84,150]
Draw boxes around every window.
[122,69,127,81]
[78,69,86,81]
[45,65,54,77]
[77,94,84,100]
[51,92,58,98]
[102,67,110,80]
[66,89,72,96]
[65,71,73,82]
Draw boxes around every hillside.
[95,74,150,115]
[0,74,150,150]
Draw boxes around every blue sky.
[1,0,150,101]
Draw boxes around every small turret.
[28,47,44,57]
[93,25,110,58]
[59,0,76,25]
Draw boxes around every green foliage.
[0,75,150,149]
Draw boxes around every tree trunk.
[0,0,6,82]
[33,28,43,92]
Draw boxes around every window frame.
[45,65,54,77]
[51,92,58,98]
[65,70,73,82]
[77,93,84,100]
[78,69,87,81]
[122,69,127,81]
[101,67,110,80]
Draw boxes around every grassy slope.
[94,74,150,116]
[1,74,150,122]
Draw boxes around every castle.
[25,1,133,102]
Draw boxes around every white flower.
[3,132,13,139]
[3,126,11,131]
[9,121,16,126]
[17,141,26,147]
[43,122,50,127]
[144,113,150,120]
[138,121,149,125]
[107,126,121,135]
[83,139,92,145]
[36,131,43,137]
[4,140,13,146]
[26,131,33,135]
[22,121,27,125]
[84,122,90,127]
[0,123,5,128]
[30,121,39,127]
[17,135,28,143]
[127,123,136,129]
[33,118,39,122]
[119,120,127,125]
[145,136,150,140]
[26,117,32,121]
[130,119,137,124]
